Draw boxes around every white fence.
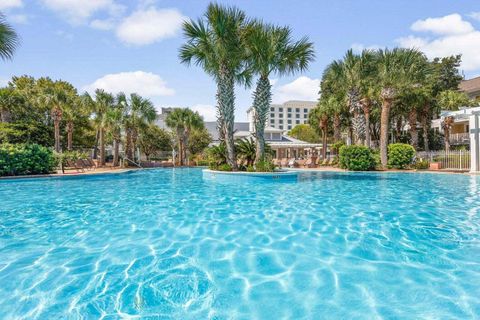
[417,150,470,170]
[450,133,470,145]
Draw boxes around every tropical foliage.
[339,145,375,171]
[387,143,416,169]
[0,143,56,176]
[288,124,319,143]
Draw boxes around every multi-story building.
[155,107,174,129]
[247,100,317,132]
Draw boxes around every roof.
[204,121,250,141]
[459,76,480,93]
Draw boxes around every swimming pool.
[1,168,479,319]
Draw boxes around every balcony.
[450,132,470,145]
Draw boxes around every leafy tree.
[244,22,314,163]
[180,3,250,170]
[288,124,319,143]
[187,127,212,157]
[138,124,172,160]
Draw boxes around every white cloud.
[115,7,186,45]
[190,104,216,121]
[273,76,319,103]
[0,0,22,10]
[397,13,480,72]
[40,0,125,24]
[411,13,474,35]
[469,12,480,21]
[90,19,115,31]
[83,71,175,97]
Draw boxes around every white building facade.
[247,100,317,132]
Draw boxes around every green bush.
[216,163,232,171]
[414,160,429,170]
[339,145,375,171]
[255,160,275,172]
[246,165,255,172]
[196,160,209,166]
[0,143,56,176]
[387,143,416,169]
[331,141,346,154]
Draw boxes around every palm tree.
[37,78,74,152]
[437,90,473,151]
[85,89,114,166]
[179,3,250,170]
[244,22,314,163]
[124,93,156,163]
[62,90,82,151]
[343,50,365,145]
[236,137,256,166]
[165,108,204,166]
[104,93,126,167]
[309,105,330,159]
[376,48,424,168]
[320,60,348,142]
[0,14,19,61]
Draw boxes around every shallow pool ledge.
[202,169,298,182]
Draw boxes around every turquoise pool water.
[1,168,479,319]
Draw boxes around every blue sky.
[1,0,480,121]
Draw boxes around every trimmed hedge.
[0,143,56,176]
[387,143,415,169]
[339,145,375,171]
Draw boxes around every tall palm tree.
[320,60,348,142]
[124,93,156,163]
[343,50,365,145]
[244,22,314,163]
[37,78,73,152]
[165,108,204,166]
[179,3,250,170]
[376,48,424,168]
[61,89,82,151]
[85,89,114,166]
[104,93,126,167]
[0,13,19,61]
[309,105,330,159]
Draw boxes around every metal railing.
[417,150,470,170]
[450,133,470,145]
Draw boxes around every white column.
[470,112,480,173]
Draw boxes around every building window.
[270,107,274,111]
[296,113,300,118]
[279,107,283,112]
[279,125,283,129]
[270,119,275,124]
[288,125,292,130]
[279,113,283,118]
[296,120,300,124]
[270,113,275,118]
[287,108,292,112]
[288,120,292,124]
[288,113,292,118]
[304,108,308,113]
[279,119,283,124]
[296,108,300,112]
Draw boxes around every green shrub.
[414,159,429,170]
[246,165,255,172]
[0,143,56,176]
[339,145,375,171]
[331,141,346,154]
[255,160,275,172]
[387,143,415,169]
[216,163,232,171]
[196,160,209,166]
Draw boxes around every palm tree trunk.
[67,121,74,151]
[361,99,371,148]
[443,118,452,151]
[408,110,418,150]
[252,76,271,164]
[421,115,430,152]
[380,88,394,168]
[333,113,341,142]
[131,129,138,162]
[183,133,189,166]
[125,129,133,163]
[217,65,237,170]
[113,138,120,167]
[99,128,105,166]
[54,120,61,152]
[322,129,327,160]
